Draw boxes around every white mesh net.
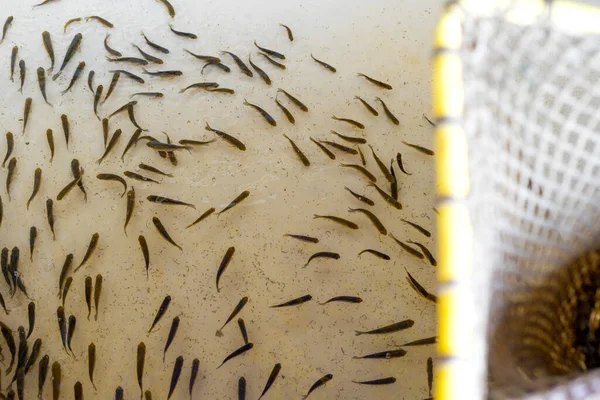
[459,6,600,399]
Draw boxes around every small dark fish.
[389,234,424,259]
[101,118,109,146]
[280,24,293,41]
[259,52,286,69]
[56,175,82,201]
[313,214,358,230]
[330,130,366,144]
[216,297,248,336]
[10,46,17,81]
[27,168,42,209]
[401,336,437,347]
[202,62,231,74]
[402,140,434,156]
[218,190,250,216]
[310,137,335,160]
[23,97,32,134]
[304,252,340,267]
[278,89,308,111]
[51,362,61,400]
[254,41,285,60]
[157,0,176,17]
[53,33,82,80]
[6,157,16,201]
[217,343,253,369]
[179,139,215,146]
[131,91,163,98]
[121,128,143,160]
[64,17,82,33]
[358,73,392,90]
[42,31,54,72]
[109,69,144,84]
[284,234,318,243]
[283,134,310,166]
[369,145,395,183]
[93,84,103,119]
[405,268,437,303]
[332,116,365,129]
[16,367,24,400]
[109,100,137,118]
[57,307,67,353]
[340,163,377,182]
[142,32,170,54]
[143,68,183,77]
[186,207,215,229]
[259,363,282,400]
[238,318,248,344]
[46,198,55,239]
[0,196,2,228]
[124,187,135,235]
[179,82,219,93]
[148,195,195,208]
[407,240,437,267]
[93,274,103,320]
[318,140,357,155]
[427,357,433,396]
[167,356,184,400]
[124,171,159,184]
[344,187,374,206]
[73,233,99,272]
[87,343,97,390]
[8,247,19,297]
[66,314,75,352]
[402,219,431,238]
[133,44,163,64]
[271,295,312,308]
[102,34,122,57]
[137,342,145,396]
[169,24,197,39]
[3,131,13,167]
[107,57,149,65]
[38,354,49,399]
[354,96,378,116]
[396,152,411,175]
[18,60,26,93]
[248,55,271,85]
[45,129,55,162]
[84,276,92,319]
[58,254,73,299]
[73,381,83,400]
[37,67,52,107]
[319,296,363,305]
[375,97,399,125]
[423,114,436,126]
[25,339,42,373]
[355,319,414,336]
[71,161,86,201]
[368,182,403,209]
[275,98,295,124]
[310,54,336,72]
[115,387,124,400]
[137,236,150,278]
[96,174,127,197]
[102,70,120,103]
[26,302,35,338]
[85,15,113,28]
[190,358,200,398]
[304,374,333,399]
[206,122,246,151]
[152,217,182,250]
[353,348,407,359]
[163,316,180,362]
[61,61,85,94]
[358,249,390,260]
[0,290,8,314]
[0,16,13,44]
[0,321,15,374]
[352,377,396,385]
[97,128,121,164]
[184,49,219,63]
[148,295,171,333]
[216,247,235,293]
[146,140,190,151]
[139,164,172,177]
[244,99,276,126]
[221,51,253,77]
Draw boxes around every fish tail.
[243,98,250,105]
[354,331,363,336]
[52,72,60,81]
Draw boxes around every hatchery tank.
[0,0,439,399]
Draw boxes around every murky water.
[0,0,439,398]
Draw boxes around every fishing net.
[456,3,600,399]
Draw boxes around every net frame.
[433,1,600,399]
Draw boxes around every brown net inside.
[459,7,600,399]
